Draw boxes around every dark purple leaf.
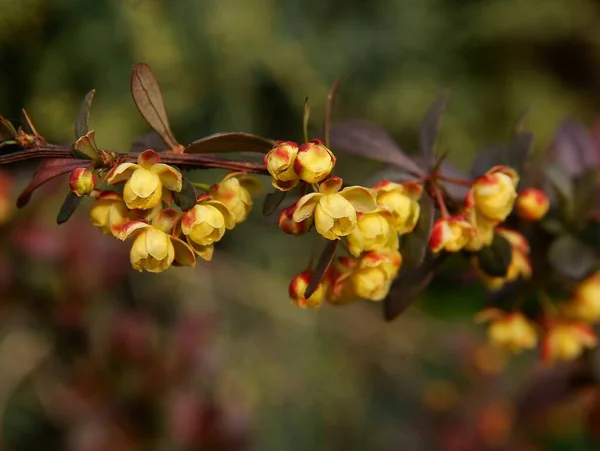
[470,144,506,178]
[262,189,287,216]
[420,90,450,169]
[17,159,92,208]
[184,132,275,154]
[131,63,179,149]
[329,120,424,176]
[475,233,513,277]
[74,89,95,139]
[400,193,434,268]
[173,177,197,211]
[548,235,595,280]
[414,155,470,200]
[57,192,84,224]
[384,253,447,321]
[549,119,599,177]
[508,130,533,175]
[305,240,338,298]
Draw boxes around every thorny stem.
[0,144,270,175]
[431,182,450,217]
[437,174,473,187]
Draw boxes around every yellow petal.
[339,186,377,212]
[293,193,322,222]
[152,163,183,192]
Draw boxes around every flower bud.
[69,167,97,196]
[288,270,325,309]
[294,139,336,183]
[429,216,474,253]
[209,176,253,224]
[475,309,537,353]
[278,205,312,235]
[264,141,300,191]
[350,250,402,301]
[346,211,398,257]
[560,272,600,323]
[516,188,549,221]
[541,322,597,365]
[181,197,234,250]
[373,181,422,234]
[468,166,519,222]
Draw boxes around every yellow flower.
[288,270,325,309]
[69,167,96,197]
[89,191,132,236]
[180,195,234,261]
[264,141,300,191]
[278,204,313,236]
[209,175,253,224]
[516,188,550,221]
[346,211,398,257]
[475,308,537,353]
[350,250,402,301]
[542,322,597,365]
[293,139,336,183]
[292,176,377,240]
[117,209,195,273]
[107,149,182,210]
[373,180,422,234]
[560,272,600,323]
[467,166,519,222]
[429,216,475,253]
[463,208,496,252]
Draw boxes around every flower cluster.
[264,140,423,308]
[476,272,600,365]
[86,150,255,273]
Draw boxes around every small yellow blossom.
[293,139,336,183]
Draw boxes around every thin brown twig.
[323,78,341,148]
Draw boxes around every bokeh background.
[1,0,600,450]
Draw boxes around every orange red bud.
[294,139,336,184]
[516,188,549,221]
[278,205,312,235]
[69,167,96,196]
[288,270,325,309]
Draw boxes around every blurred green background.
[1,0,600,450]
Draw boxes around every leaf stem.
[323,78,340,148]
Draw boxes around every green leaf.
[476,233,513,277]
[384,253,448,321]
[131,63,179,149]
[419,90,450,169]
[305,240,338,298]
[329,120,424,175]
[262,189,287,216]
[57,192,84,225]
[400,194,434,268]
[74,89,95,139]
[173,177,197,211]
[548,235,595,280]
[73,130,101,162]
[184,132,275,154]
[17,160,91,208]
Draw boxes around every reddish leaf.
[470,144,506,178]
[548,235,595,280]
[57,192,84,224]
[173,177,197,211]
[400,193,434,268]
[508,130,533,175]
[131,63,179,149]
[17,159,91,208]
[384,253,447,321]
[305,240,339,298]
[329,120,424,175]
[475,233,513,277]
[74,89,95,139]
[549,119,599,177]
[0,116,17,141]
[129,131,170,153]
[262,189,287,216]
[420,90,450,169]
[184,132,274,154]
